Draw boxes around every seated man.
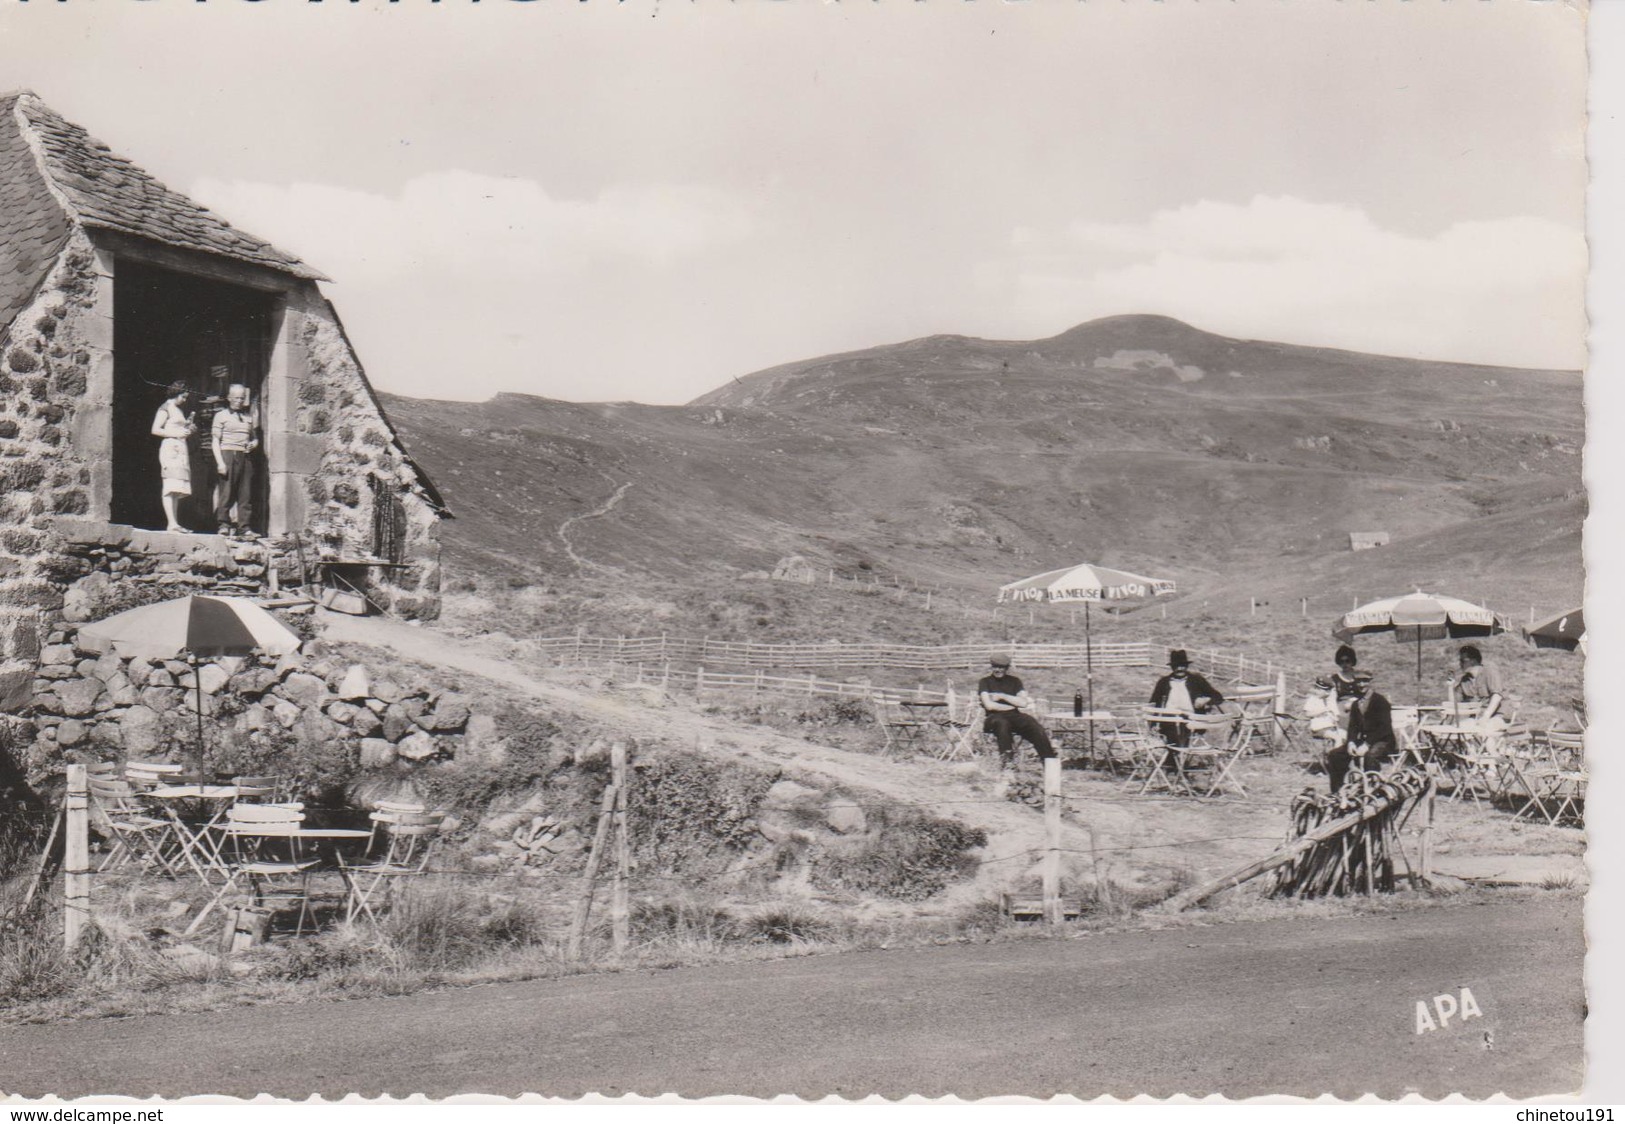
[978,653,1056,769]
[1148,649,1224,748]
[1329,670,1397,793]
[1448,644,1506,721]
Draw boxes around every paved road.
[0,899,1582,1100]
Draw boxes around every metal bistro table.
[1043,711,1119,771]
[142,784,242,884]
[898,700,965,760]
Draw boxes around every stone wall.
[22,623,496,783]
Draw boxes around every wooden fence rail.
[524,633,1295,684]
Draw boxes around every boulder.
[417,694,470,733]
[125,660,153,688]
[396,730,438,761]
[363,698,386,714]
[163,660,190,680]
[91,653,124,682]
[825,801,867,835]
[139,686,182,714]
[459,713,507,767]
[241,703,271,732]
[196,663,231,695]
[280,672,329,709]
[336,665,371,701]
[0,666,33,710]
[110,682,140,707]
[381,703,415,743]
[325,701,364,727]
[359,738,397,768]
[272,699,300,729]
[370,679,406,705]
[763,779,822,809]
[229,668,279,698]
[118,705,165,756]
[56,718,87,747]
[350,708,384,739]
[398,696,428,723]
[39,645,75,666]
[55,678,106,718]
[145,666,176,689]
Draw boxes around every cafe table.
[142,784,243,884]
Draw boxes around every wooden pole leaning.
[610,742,630,955]
[1042,756,1063,925]
[64,764,90,951]
[567,780,619,961]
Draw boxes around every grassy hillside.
[383,314,1582,626]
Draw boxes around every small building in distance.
[1349,532,1390,551]
[0,90,449,720]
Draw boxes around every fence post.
[574,625,585,666]
[611,742,630,955]
[1272,671,1288,750]
[568,780,619,961]
[1419,782,1436,883]
[64,763,90,951]
[696,666,706,695]
[1043,757,1063,925]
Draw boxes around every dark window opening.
[370,474,408,568]
[111,262,276,534]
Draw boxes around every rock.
[163,660,190,679]
[417,694,470,733]
[272,699,300,729]
[297,707,339,746]
[825,801,867,835]
[398,696,428,723]
[140,686,182,714]
[55,678,106,717]
[359,737,397,768]
[117,706,165,756]
[336,665,371,700]
[324,700,358,724]
[363,698,386,714]
[0,667,33,710]
[273,652,302,681]
[56,718,87,747]
[350,709,383,738]
[763,779,822,809]
[370,679,406,705]
[397,730,438,761]
[103,669,131,696]
[110,683,140,707]
[241,703,271,732]
[196,664,231,695]
[280,672,329,709]
[145,666,176,689]
[229,668,279,698]
[381,703,415,743]
[125,660,153,688]
[459,713,507,767]
[40,645,75,666]
[75,659,100,678]
[91,652,124,682]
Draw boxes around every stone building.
[1348,532,1390,551]
[0,91,449,722]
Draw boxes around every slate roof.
[4,90,327,289]
[0,92,73,335]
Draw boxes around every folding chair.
[934,697,985,762]
[188,803,319,937]
[872,695,927,756]
[88,773,182,874]
[124,760,186,791]
[1228,688,1278,755]
[229,775,290,803]
[1094,710,1152,778]
[1177,715,1249,798]
[339,809,446,925]
[1131,707,1194,795]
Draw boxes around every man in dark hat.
[1330,670,1397,793]
[1149,649,1224,748]
[977,653,1056,769]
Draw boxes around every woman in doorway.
[151,381,195,532]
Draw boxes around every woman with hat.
[1149,649,1224,748]
[150,380,196,533]
[1329,670,1397,793]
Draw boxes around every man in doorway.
[977,653,1056,769]
[212,383,259,539]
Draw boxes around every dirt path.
[320,614,1290,899]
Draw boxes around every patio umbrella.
[998,563,1177,752]
[1332,591,1507,704]
[78,595,303,777]
[1523,607,1584,652]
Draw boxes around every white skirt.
[159,437,191,496]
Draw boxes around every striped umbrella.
[78,596,302,776]
[1333,591,1507,703]
[1523,607,1584,653]
[998,562,1176,753]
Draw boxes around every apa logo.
[1415,987,1484,1034]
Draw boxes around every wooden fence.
[526,633,1296,687]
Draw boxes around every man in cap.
[977,654,1056,769]
[1330,670,1397,793]
[211,382,260,538]
[1148,649,1224,748]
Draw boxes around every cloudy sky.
[0,1,1590,404]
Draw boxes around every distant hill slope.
[381,315,1583,610]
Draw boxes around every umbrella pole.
[190,654,206,784]
[1085,601,1095,759]
[1416,631,1423,709]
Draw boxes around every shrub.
[811,809,987,901]
[632,893,739,944]
[413,710,566,824]
[627,750,777,875]
[737,904,832,945]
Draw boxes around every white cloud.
[1003,195,1586,370]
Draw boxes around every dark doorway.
[111,262,276,533]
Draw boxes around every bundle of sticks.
[1269,766,1433,899]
